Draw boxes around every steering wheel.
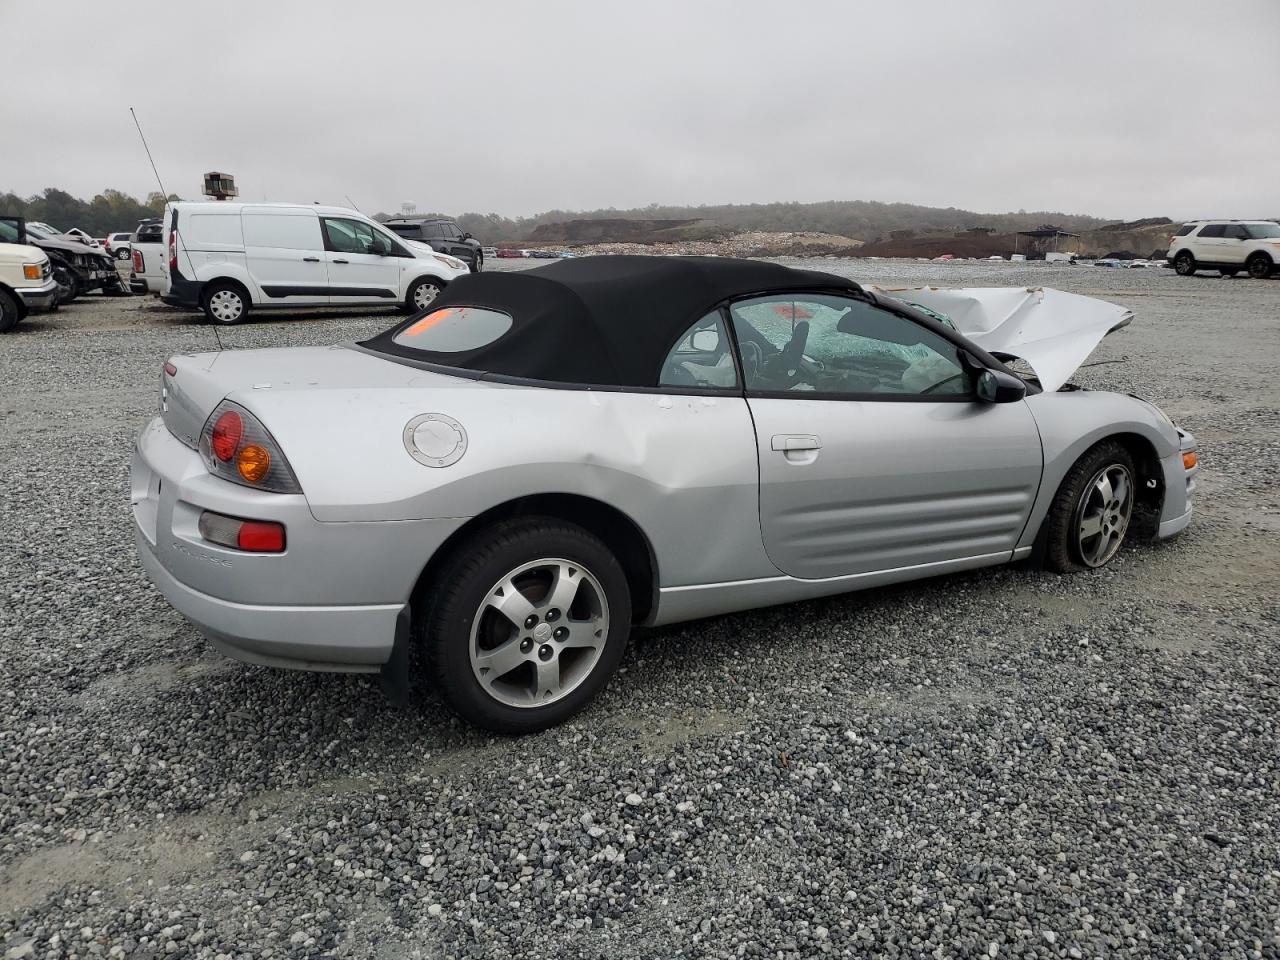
[764,321,810,387]
[739,340,763,383]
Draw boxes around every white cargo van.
[159,202,469,324]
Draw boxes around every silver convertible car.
[132,257,1197,732]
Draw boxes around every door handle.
[302,256,320,262]
[333,259,349,264]
[771,434,822,452]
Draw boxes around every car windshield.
[0,220,20,243]
[1245,223,1280,239]
[25,223,57,239]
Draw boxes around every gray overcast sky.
[5,0,1278,220]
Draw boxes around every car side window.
[659,311,737,390]
[1223,224,1248,240]
[1198,224,1225,238]
[729,293,971,397]
[323,218,389,255]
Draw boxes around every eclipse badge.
[404,413,468,468]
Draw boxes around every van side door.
[241,208,330,306]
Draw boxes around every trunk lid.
[160,344,455,449]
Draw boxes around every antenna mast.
[130,107,169,198]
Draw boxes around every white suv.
[104,232,134,260]
[1168,220,1280,278]
[159,202,470,324]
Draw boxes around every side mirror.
[462,232,473,241]
[976,368,1027,403]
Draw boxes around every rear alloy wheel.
[406,277,442,312]
[1174,251,1196,276]
[202,281,249,325]
[1043,440,1136,572]
[1247,253,1274,279]
[0,289,20,333]
[116,248,131,261]
[424,520,632,733]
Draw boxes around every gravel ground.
[0,260,1277,959]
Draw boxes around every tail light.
[169,229,177,272]
[198,510,286,553]
[133,249,144,272]
[198,400,301,494]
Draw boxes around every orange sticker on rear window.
[403,308,456,337]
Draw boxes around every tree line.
[3,185,1124,243]
[0,188,179,236]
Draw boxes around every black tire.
[1219,268,1239,278]
[1247,253,1274,279]
[405,276,444,313]
[471,251,483,274]
[54,267,80,304]
[1174,251,1196,276]
[115,248,131,261]
[1043,440,1137,573]
[422,518,633,734]
[202,280,250,325]
[0,289,20,333]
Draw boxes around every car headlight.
[22,263,42,280]
[433,254,465,270]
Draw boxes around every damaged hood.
[868,286,1132,392]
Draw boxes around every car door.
[1193,223,1226,263]
[241,208,330,305]
[729,292,1043,580]
[320,216,403,304]
[1220,224,1250,263]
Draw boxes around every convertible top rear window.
[362,256,863,387]
[392,307,513,353]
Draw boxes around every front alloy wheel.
[1073,463,1134,568]
[1247,255,1274,279]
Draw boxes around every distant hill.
[375,199,1121,245]
[527,218,703,243]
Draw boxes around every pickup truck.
[0,233,58,331]
[129,218,165,295]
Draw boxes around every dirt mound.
[527,219,703,243]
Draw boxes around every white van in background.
[159,202,469,324]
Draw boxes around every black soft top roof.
[362,256,862,387]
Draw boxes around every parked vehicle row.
[0,224,59,332]
[0,216,124,305]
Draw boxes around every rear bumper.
[129,275,150,294]
[160,270,204,307]
[16,276,59,310]
[131,417,467,671]
[134,531,403,671]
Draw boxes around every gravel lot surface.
[1,260,1277,959]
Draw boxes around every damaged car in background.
[1,217,124,302]
[131,257,1197,733]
